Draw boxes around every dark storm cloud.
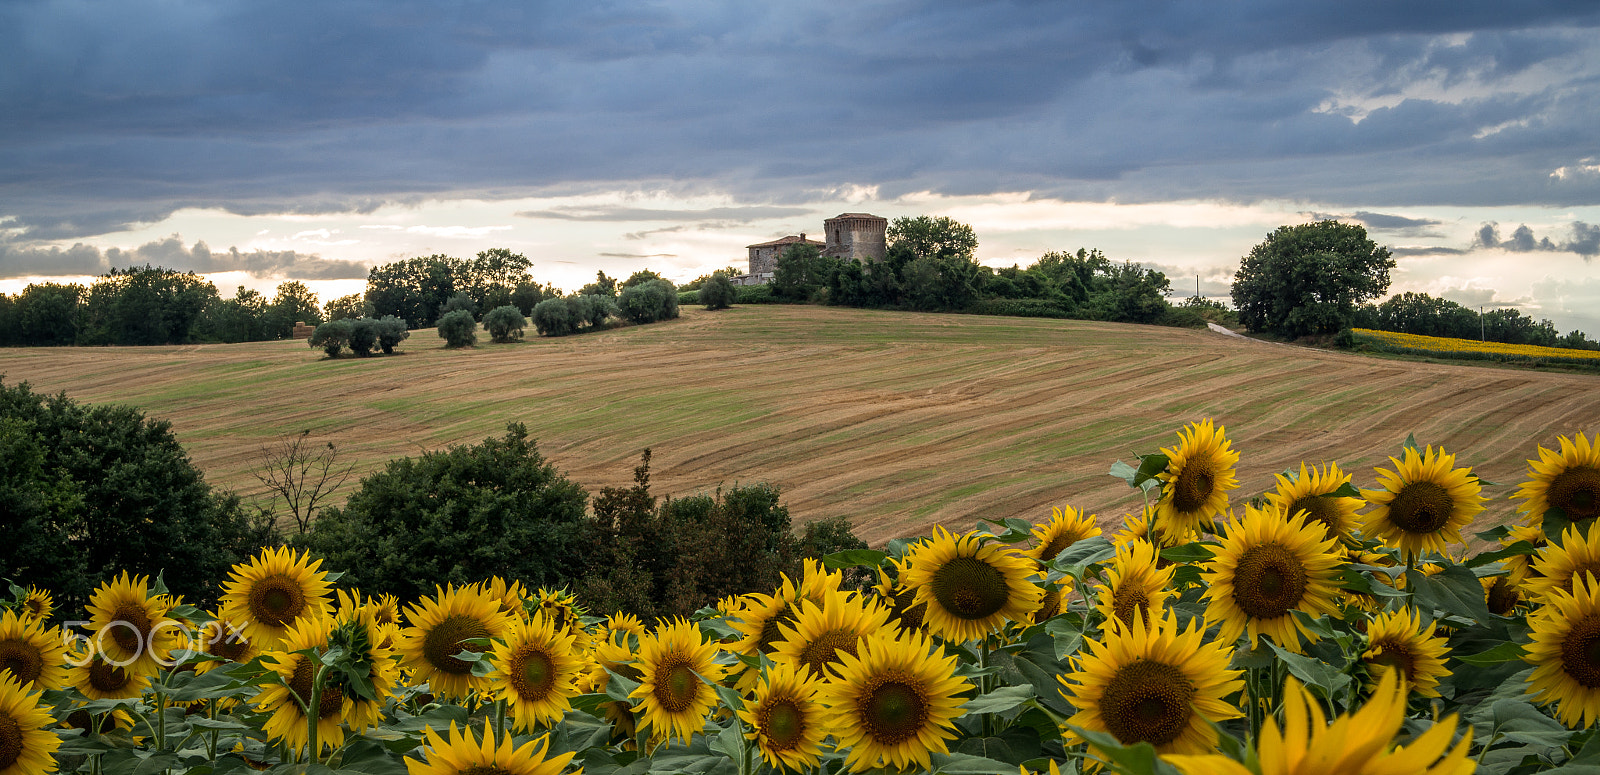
[1348,212,1443,231]
[0,234,366,280]
[518,205,814,222]
[1472,221,1600,256]
[4,0,1600,256]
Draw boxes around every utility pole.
[1196,274,1200,300]
[1480,306,1486,342]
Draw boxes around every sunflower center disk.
[1098,659,1195,746]
[656,661,699,713]
[249,576,307,627]
[1287,497,1338,538]
[861,678,929,747]
[109,601,154,656]
[1172,459,1217,514]
[1388,481,1454,534]
[421,615,492,675]
[1039,535,1075,563]
[1366,642,1415,682]
[0,641,43,685]
[1563,562,1600,596]
[757,608,796,654]
[759,699,805,751]
[931,556,1010,621]
[1112,585,1151,628]
[1562,615,1600,689]
[1231,544,1309,619]
[88,659,130,693]
[290,658,346,719]
[1550,467,1600,521]
[0,714,24,770]
[798,629,860,677]
[515,649,556,700]
[207,627,250,661]
[891,590,926,632]
[461,766,513,775]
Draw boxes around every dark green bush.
[440,293,478,319]
[483,305,527,343]
[618,279,679,324]
[1156,306,1208,329]
[347,318,379,356]
[965,298,1073,319]
[677,290,699,306]
[533,297,574,336]
[0,379,278,613]
[436,309,477,348]
[700,273,736,310]
[293,424,589,600]
[735,284,784,304]
[376,315,410,354]
[577,294,614,328]
[308,319,353,357]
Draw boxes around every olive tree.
[1231,221,1394,338]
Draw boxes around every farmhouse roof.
[746,235,825,249]
[829,212,886,220]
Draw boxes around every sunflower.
[67,653,151,701]
[1032,582,1066,624]
[1093,538,1175,630]
[398,584,514,700]
[219,546,333,648]
[1060,609,1243,756]
[629,617,725,745]
[1514,431,1600,528]
[0,671,60,775]
[255,616,347,753]
[1201,506,1342,653]
[1113,506,1191,550]
[1264,462,1363,545]
[1028,506,1103,564]
[0,609,66,690]
[795,559,844,604]
[738,660,826,773]
[1525,572,1600,728]
[85,572,180,675]
[1361,607,1450,698]
[816,629,970,773]
[1526,522,1600,605]
[489,613,583,732]
[368,594,402,628]
[404,721,577,775]
[532,588,583,636]
[1165,671,1473,775]
[606,613,646,638]
[194,608,261,674]
[482,577,529,620]
[730,585,801,658]
[1153,420,1240,538]
[873,559,928,634]
[903,526,1044,643]
[771,590,891,680]
[18,588,52,624]
[1361,445,1486,559]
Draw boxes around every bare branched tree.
[253,430,355,533]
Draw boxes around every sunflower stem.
[1405,551,1417,609]
[494,698,506,745]
[307,661,331,765]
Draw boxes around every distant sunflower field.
[1350,328,1600,368]
[6,424,1600,775]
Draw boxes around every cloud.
[598,252,678,259]
[1472,221,1598,256]
[1391,246,1469,256]
[0,233,366,280]
[518,206,814,223]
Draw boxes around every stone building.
[734,213,888,285]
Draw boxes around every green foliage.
[772,244,841,300]
[618,278,680,323]
[347,317,379,356]
[888,215,979,263]
[435,309,478,348]
[293,424,588,600]
[0,378,278,613]
[1357,292,1570,348]
[308,318,353,357]
[578,270,618,298]
[375,315,410,354]
[532,296,575,336]
[735,283,781,304]
[10,283,83,345]
[364,249,534,328]
[964,299,1073,319]
[700,272,736,310]
[440,292,478,319]
[1155,306,1208,329]
[1232,220,1395,338]
[622,269,667,288]
[680,266,743,292]
[677,289,700,306]
[511,280,559,316]
[483,304,527,343]
[324,293,369,321]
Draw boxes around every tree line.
[3,380,864,622]
[754,215,1202,327]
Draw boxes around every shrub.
[293,424,588,600]
[965,298,1073,319]
[618,278,679,324]
[483,305,527,343]
[0,379,278,612]
[308,319,353,357]
[1156,306,1208,329]
[347,317,379,356]
[533,297,573,336]
[677,290,699,306]
[436,309,477,348]
[735,284,783,304]
[700,273,736,310]
[577,294,613,328]
[440,292,477,319]
[375,315,410,354]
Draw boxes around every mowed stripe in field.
[2,305,1595,544]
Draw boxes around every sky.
[3,1,1599,334]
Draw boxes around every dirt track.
[2,306,1595,544]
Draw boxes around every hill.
[2,305,1595,544]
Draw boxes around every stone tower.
[822,213,888,262]
[746,233,825,278]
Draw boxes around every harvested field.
[2,305,1595,544]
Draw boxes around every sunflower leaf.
[1545,506,1574,548]
[1475,524,1513,542]
[447,649,485,662]
[1457,642,1527,666]
[605,669,642,703]
[929,751,1024,774]
[1465,540,1537,569]
[1133,454,1169,490]
[821,549,887,571]
[963,685,1035,715]
[1402,433,1420,452]
[1158,543,1214,564]
[1265,642,1350,700]
[1066,726,1181,775]
[1320,482,1363,500]
[1406,565,1495,624]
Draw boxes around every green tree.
[532,297,575,337]
[1231,221,1394,338]
[618,279,679,323]
[579,271,618,298]
[264,280,322,339]
[292,424,589,600]
[887,215,978,263]
[0,379,277,612]
[375,315,410,354]
[700,272,736,310]
[324,294,368,321]
[622,269,666,288]
[483,304,527,343]
[12,283,83,345]
[436,309,477,348]
[440,292,478,319]
[309,319,353,357]
[347,317,379,356]
[771,244,840,300]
